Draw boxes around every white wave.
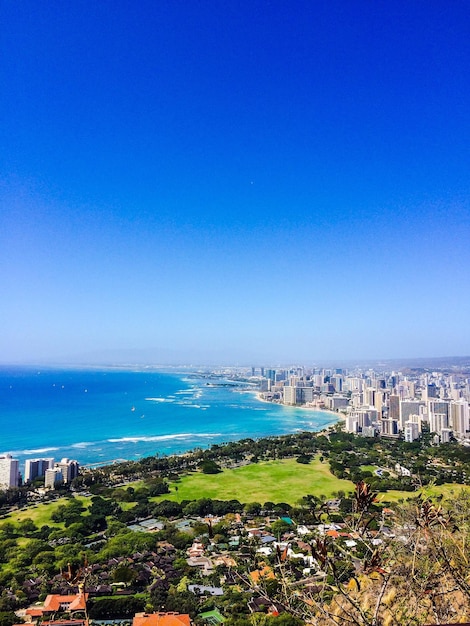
[107,433,221,444]
[145,397,166,402]
[71,441,93,448]
[13,446,60,455]
[107,433,194,443]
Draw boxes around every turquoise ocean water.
[0,367,337,472]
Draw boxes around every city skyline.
[2,1,469,365]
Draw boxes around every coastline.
[254,391,345,422]
[3,368,343,471]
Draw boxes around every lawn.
[1,495,92,528]
[156,457,355,505]
[360,465,379,473]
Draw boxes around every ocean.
[0,366,337,473]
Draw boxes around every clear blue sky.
[1,1,469,365]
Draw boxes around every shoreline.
[3,369,343,471]
[254,391,345,422]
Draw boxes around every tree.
[270,520,292,537]
[244,502,262,516]
[18,518,37,536]
[89,495,120,518]
[164,589,199,618]
[112,565,137,586]
[88,597,145,619]
[0,612,17,626]
[51,499,87,525]
[153,499,183,518]
[199,460,222,474]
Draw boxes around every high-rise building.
[313,374,324,388]
[56,458,80,484]
[380,419,399,436]
[283,386,297,405]
[450,399,470,439]
[422,383,439,400]
[331,376,343,392]
[389,395,400,421]
[0,455,19,490]
[24,458,55,482]
[404,421,420,442]
[266,369,276,383]
[45,468,64,489]
[440,428,452,443]
[347,376,359,392]
[363,387,376,407]
[299,387,315,403]
[428,400,450,433]
[400,401,426,429]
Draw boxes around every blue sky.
[1,1,469,365]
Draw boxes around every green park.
[162,457,353,503]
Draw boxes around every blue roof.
[261,535,276,543]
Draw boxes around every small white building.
[395,463,411,477]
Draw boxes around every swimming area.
[0,366,337,472]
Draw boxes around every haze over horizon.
[3,349,470,371]
[2,1,469,365]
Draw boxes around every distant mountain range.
[11,349,469,373]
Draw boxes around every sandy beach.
[255,391,345,422]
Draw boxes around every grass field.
[1,496,92,528]
[2,465,468,528]
[360,465,379,473]
[156,460,470,507]
[156,457,355,505]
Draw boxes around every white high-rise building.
[363,387,376,407]
[345,414,359,434]
[24,458,55,482]
[56,458,80,483]
[0,455,19,490]
[428,400,450,433]
[283,386,297,405]
[404,421,420,442]
[450,399,470,439]
[45,468,64,489]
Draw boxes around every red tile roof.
[40,594,88,613]
[133,613,191,626]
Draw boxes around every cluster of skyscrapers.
[0,455,79,491]
[257,367,470,444]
